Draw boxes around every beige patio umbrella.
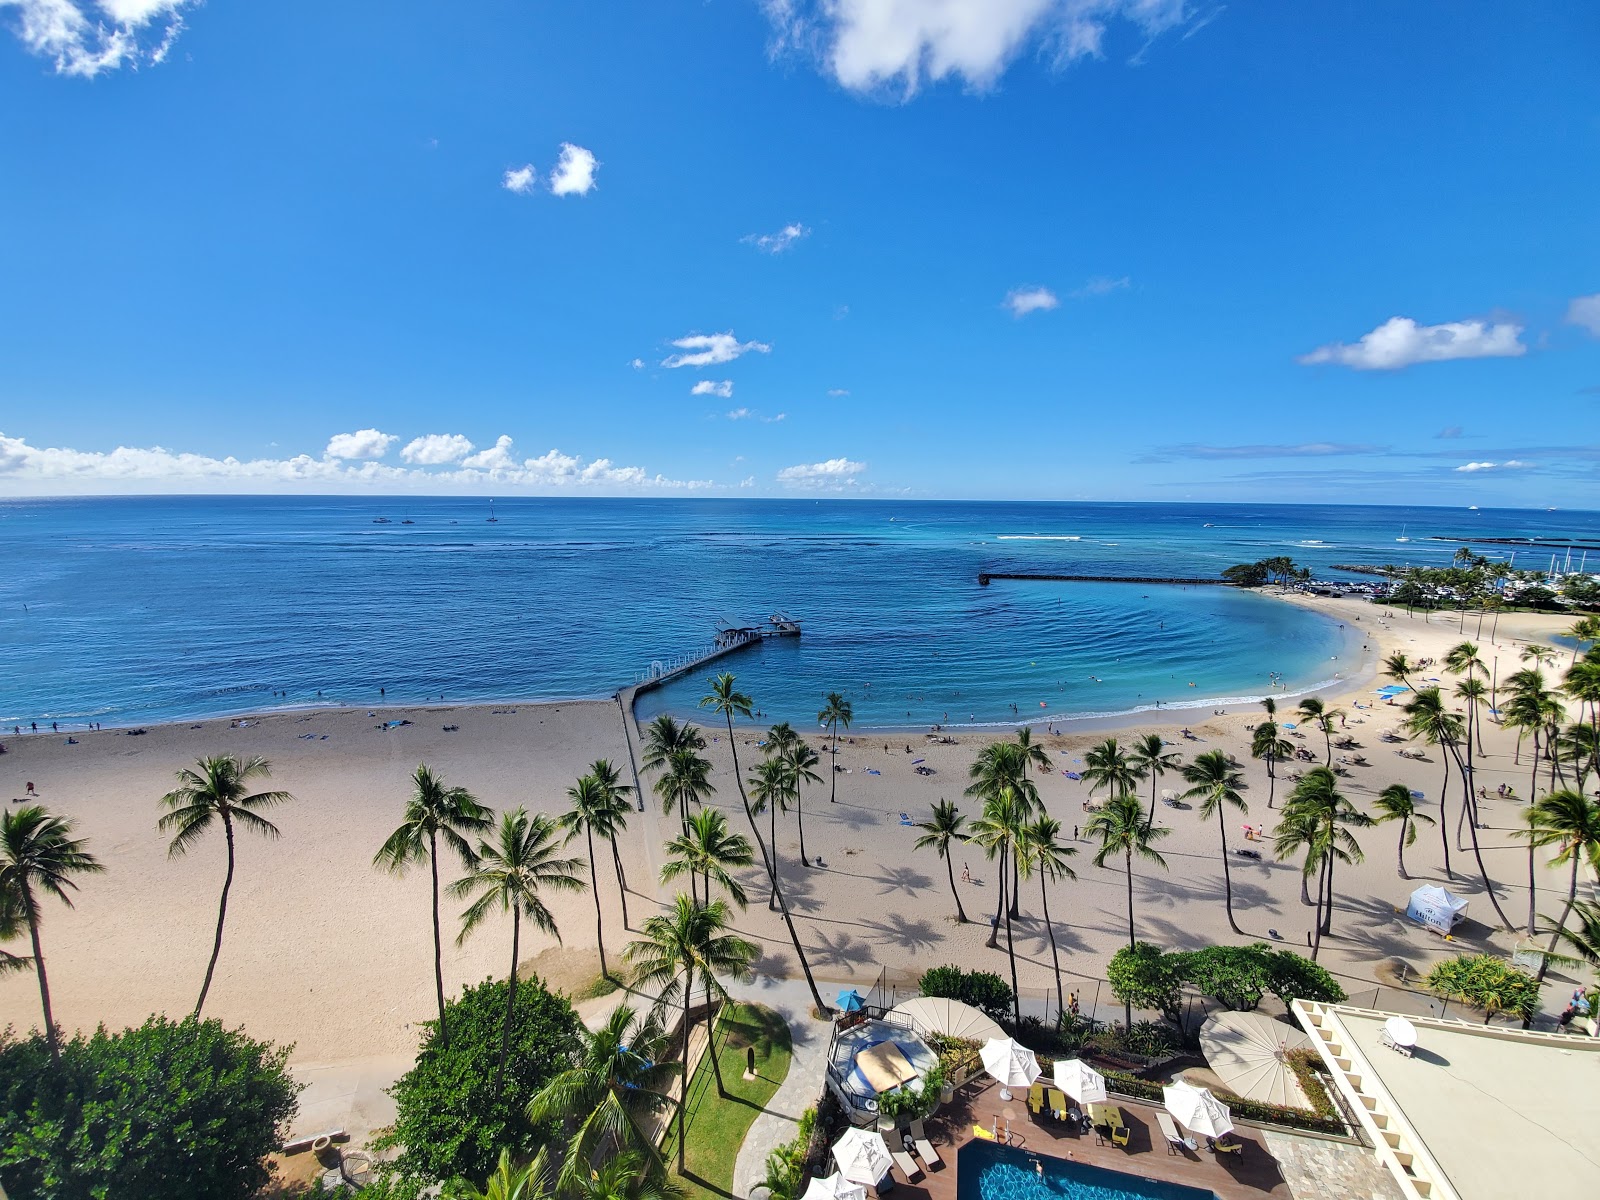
[886,996,1005,1044]
[1198,1011,1314,1108]
[1163,1080,1234,1139]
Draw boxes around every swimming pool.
[957,1142,1219,1200]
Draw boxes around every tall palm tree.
[1521,644,1558,671]
[373,763,491,1048]
[661,808,753,910]
[527,1002,679,1190]
[654,748,715,842]
[562,773,625,978]
[451,1146,555,1200]
[1503,674,1561,799]
[914,799,970,923]
[700,672,826,1016]
[1251,721,1294,810]
[1558,722,1598,794]
[0,889,33,978]
[1553,899,1600,969]
[1297,698,1343,765]
[1181,750,1248,936]
[1085,793,1169,1028]
[1562,656,1600,765]
[641,715,706,773]
[1455,676,1490,782]
[1019,816,1076,1019]
[158,754,294,1018]
[1403,688,1461,879]
[1277,769,1368,959]
[450,808,585,1099]
[967,741,1040,919]
[1372,783,1434,879]
[1129,733,1182,830]
[1382,652,1415,689]
[969,789,1029,1022]
[0,806,103,1062]
[780,739,822,868]
[818,693,853,804]
[588,759,636,929]
[568,1152,684,1200]
[1081,737,1139,807]
[1013,727,1053,779]
[625,894,756,1167]
[1521,790,1600,982]
[1273,804,1322,909]
[748,757,792,913]
[1446,641,1488,754]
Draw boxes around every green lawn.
[663,1003,793,1200]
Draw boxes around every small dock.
[978,572,1232,586]
[620,614,800,700]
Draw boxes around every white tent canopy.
[1198,1011,1315,1107]
[885,996,1005,1045]
[803,1173,866,1200]
[1164,1081,1234,1139]
[831,1128,892,1186]
[1052,1058,1107,1103]
[1406,885,1469,933]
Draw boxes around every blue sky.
[0,1,1596,504]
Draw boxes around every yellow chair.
[972,1123,996,1142]
[1212,1137,1244,1157]
[1047,1089,1069,1118]
[1028,1083,1045,1115]
[1110,1125,1130,1148]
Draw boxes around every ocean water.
[1,497,1595,732]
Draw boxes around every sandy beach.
[0,592,1586,1086]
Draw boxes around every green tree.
[1372,783,1434,879]
[1296,698,1344,765]
[914,799,970,923]
[588,759,637,928]
[561,770,633,978]
[444,1147,554,1200]
[1276,769,1368,960]
[966,741,1039,921]
[1019,816,1077,1017]
[641,715,706,773]
[450,808,585,1099]
[376,975,583,1186]
[1181,750,1248,936]
[969,788,1030,1022]
[1251,721,1293,810]
[818,692,853,805]
[1553,899,1600,969]
[374,763,492,1049]
[917,965,1014,1024]
[1403,687,1463,879]
[661,807,753,910]
[0,805,103,1062]
[748,756,793,913]
[567,1151,683,1200]
[779,737,822,869]
[1081,737,1139,808]
[1424,955,1540,1024]
[1520,790,1600,982]
[653,748,715,842]
[0,1014,298,1200]
[1086,793,1170,1028]
[1106,942,1184,1022]
[158,754,293,1019]
[1129,732,1182,831]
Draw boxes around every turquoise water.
[1,497,1594,730]
[957,1142,1218,1200]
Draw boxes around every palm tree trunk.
[767,802,780,912]
[610,839,630,930]
[1267,759,1276,810]
[586,829,607,977]
[829,723,839,803]
[1217,808,1242,935]
[1310,855,1327,960]
[987,845,1005,948]
[1147,773,1159,833]
[1324,727,1332,766]
[946,852,968,923]
[1009,848,1021,920]
[1535,853,1583,984]
[1397,816,1409,879]
[1452,744,1513,929]
[678,975,691,1172]
[1124,848,1135,1029]
[1040,874,1063,1019]
[1321,852,1336,937]
[702,971,729,1098]
[1300,867,1313,907]
[26,898,58,1064]
[496,907,521,1102]
[796,787,809,868]
[1002,877,1021,1026]
[194,814,236,1019]
[1438,759,1454,878]
[429,831,450,1047]
[1529,736,1542,802]
[1525,838,1538,938]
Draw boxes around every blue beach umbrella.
[836,989,866,1012]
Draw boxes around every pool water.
[957,1142,1219,1200]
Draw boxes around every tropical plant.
[526,1003,679,1190]
[566,1150,683,1200]
[819,692,853,805]
[779,737,822,868]
[374,763,491,1048]
[653,748,715,842]
[562,773,627,978]
[1553,899,1600,969]
[444,1147,555,1200]
[587,759,637,927]
[1519,790,1600,981]
[748,756,793,913]
[969,788,1030,1021]
[1382,652,1414,688]
[966,741,1040,920]
[1251,721,1293,810]
[450,808,585,1098]
[1129,732,1182,830]
[1086,793,1170,1028]
[1013,726,1053,778]
[1402,687,1462,879]
[1424,955,1540,1024]
[661,807,753,909]
[158,754,293,1018]
[914,799,970,923]
[0,890,31,978]
[1296,698,1343,765]
[1275,769,1368,960]
[1019,816,1077,1017]
[1180,750,1248,935]
[1081,737,1139,807]
[0,805,103,1062]
[1106,942,1184,1022]
[641,715,706,773]
[918,964,1014,1024]
[1372,783,1434,879]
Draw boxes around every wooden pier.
[978,572,1233,587]
[617,615,800,702]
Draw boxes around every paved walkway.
[1263,1130,1405,1200]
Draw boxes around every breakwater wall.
[977,572,1232,587]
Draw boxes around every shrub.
[919,964,1014,1024]
[763,1107,817,1200]
[372,975,583,1187]
[1122,942,1346,1014]
[1425,955,1541,1023]
[0,1014,299,1200]
[1095,1067,1345,1135]
[1084,1020,1180,1060]
[1263,948,1346,1008]
[1176,945,1275,1011]
[1285,1048,1340,1123]
[1107,942,1184,1020]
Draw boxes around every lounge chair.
[1110,1124,1130,1148]
[1209,1136,1244,1157]
[1027,1083,1045,1115]
[1047,1088,1069,1118]
[908,1120,944,1170]
[880,1134,922,1182]
[1155,1112,1196,1155]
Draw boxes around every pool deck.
[899,1077,1294,1200]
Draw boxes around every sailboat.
[1395,524,1410,543]
[487,499,499,524]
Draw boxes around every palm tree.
[1129,733,1182,830]
[1553,899,1600,968]
[641,715,706,773]
[1013,727,1053,778]
[700,672,826,1016]
[1251,721,1294,810]
[1522,643,1558,671]
[1558,722,1598,794]
[158,754,294,1018]
[1372,783,1434,879]
[1273,804,1323,909]
[1297,698,1343,765]
[1277,769,1368,959]
[0,806,103,1062]
[450,808,585,1098]
[1181,750,1248,936]
[1019,816,1076,1019]
[1081,737,1139,807]
[661,808,753,910]
[588,759,636,929]
[526,1002,679,1190]
[1403,688,1462,879]
[0,888,33,978]
[625,894,756,1168]
[1383,652,1415,689]
[969,789,1029,1022]
[562,773,626,978]
[1521,790,1600,982]
[373,763,491,1048]
[780,739,822,868]
[819,693,853,804]
[967,741,1040,920]
[1447,642,1488,754]
[748,757,792,913]
[654,748,715,842]
[568,1152,684,1200]
[914,799,970,923]
[1086,793,1169,1028]
[451,1146,555,1200]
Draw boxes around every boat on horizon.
[487,499,499,524]
[1395,524,1410,543]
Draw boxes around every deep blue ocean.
[2,497,1596,731]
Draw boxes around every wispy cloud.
[1070,275,1132,298]
[549,143,599,196]
[1566,293,1600,338]
[744,222,810,253]
[1454,460,1535,473]
[325,429,398,460]
[400,433,475,465]
[827,388,850,397]
[2,0,196,77]
[1435,426,1464,439]
[502,165,537,195]
[1005,286,1059,318]
[1139,442,1385,463]
[692,380,735,398]
[725,407,786,423]
[629,358,646,370]
[1298,315,1525,370]
[662,332,772,369]
[777,457,866,487]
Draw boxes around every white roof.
[1409,885,1468,911]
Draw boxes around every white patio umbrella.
[980,1036,1040,1101]
[1163,1081,1234,1139]
[1052,1058,1107,1104]
[803,1172,866,1200]
[1198,1011,1314,1107]
[832,1127,892,1186]
[886,996,1005,1044]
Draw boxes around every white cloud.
[502,165,537,195]
[766,412,787,423]
[1299,316,1526,370]
[744,222,810,253]
[692,380,735,398]
[777,457,867,487]
[1454,460,1535,473]
[739,475,756,488]
[400,433,475,465]
[726,407,753,420]
[827,388,850,397]
[1,0,195,77]
[763,0,1194,96]
[1070,275,1131,298]
[549,143,599,196]
[325,429,398,460]
[662,331,772,369]
[629,358,646,370]
[1566,293,1600,338]
[461,435,520,471]
[1005,286,1059,318]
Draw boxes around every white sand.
[0,593,1584,1074]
